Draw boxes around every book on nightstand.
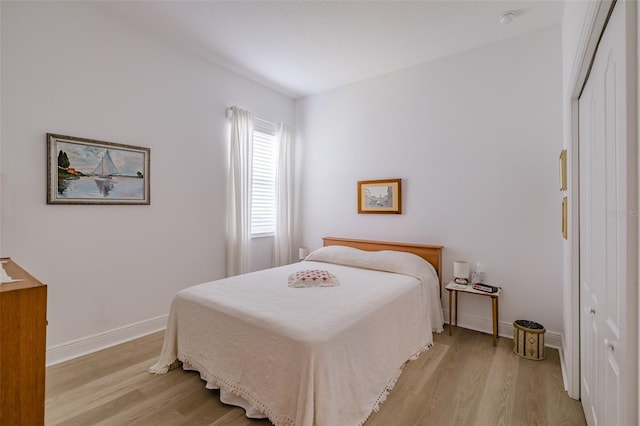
[472,283,499,293]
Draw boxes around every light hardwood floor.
[46,327,586,426]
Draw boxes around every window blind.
[251,118,278,236]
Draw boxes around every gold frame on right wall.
[559,149,568,191]
[562,196,568,239]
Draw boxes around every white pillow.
[305,245,437,284]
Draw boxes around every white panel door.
[579,67,601,426]
[578,1,637,425]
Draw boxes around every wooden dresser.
[0,258,47,426]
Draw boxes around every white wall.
[296,26,563,338]
[0,2,294,359]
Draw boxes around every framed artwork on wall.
[47,133,150,205]
[559,149,567,191]
[562,196,568,239]
[357,179,402,214]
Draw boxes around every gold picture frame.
[559,149,567,191]
[357,179,402,214]
[47,133,150,205]
[562,196,568,239]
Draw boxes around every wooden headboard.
[322,237,444,291]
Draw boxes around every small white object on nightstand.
[453,261,470,284]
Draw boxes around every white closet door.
[579,67,600,425]
[578,1,637,425]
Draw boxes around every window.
[251,118,278,237]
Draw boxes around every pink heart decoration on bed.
[288,270,339,288]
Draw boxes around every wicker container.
[513,320,545,360]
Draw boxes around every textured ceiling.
[97,1,564,99]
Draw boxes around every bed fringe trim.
[150,341,435,426]
[358,341,434,426]
[155,353,295,426]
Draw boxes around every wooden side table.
[446,281,501,346]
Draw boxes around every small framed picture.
[562,196,568,239]
[47,133,150,205]
[357,179,402,214]
[559,149,567,191]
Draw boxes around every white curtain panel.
[273,123,293,266]
[226,106,253,276]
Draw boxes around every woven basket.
[513,320,545,360]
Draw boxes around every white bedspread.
[150,251,443,426]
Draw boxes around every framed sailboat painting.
[47,133,150,205]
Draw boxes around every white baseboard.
[46,314,168,367]
[557,342,569,392]
[443,309,563,349]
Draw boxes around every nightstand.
[445,281,501,346]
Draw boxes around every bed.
[150,237,444,426]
